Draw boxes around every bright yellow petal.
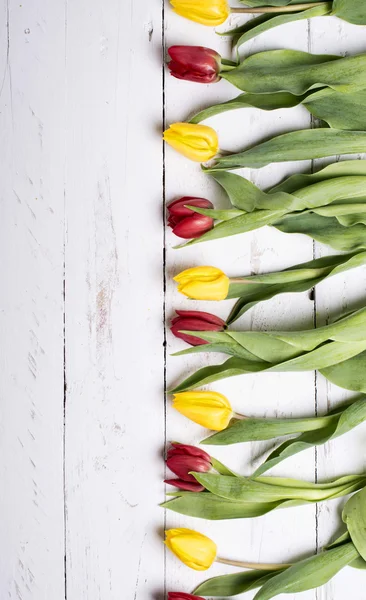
[170,0,229,26]
[174,266,224,284]
[173,391,233,430]
[179,274,229,300]
[163,123,218,162]
[165,528,217,571]
[174,266,229,299]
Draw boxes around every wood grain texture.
[0,1,66,598]
[64,1,164,599]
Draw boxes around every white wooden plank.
[0,1,66,598]
[164,10,319,599]
[64,1,164,598]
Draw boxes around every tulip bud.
[173,391,233,430]
[165,528,217,571]
[171,310,226,346]
[170,0,230,26]
[174,266,230,301]
[163,123,219,162]
[166,442,212,486]
[168,46,221,84]
[167,197,214,239]
[168,593,204,600]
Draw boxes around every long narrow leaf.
[253,396,366,475]
[222,5,332,49]
[227,252,366,324]
[253,543,359,600]
[221,50,366,95]
[206,130,366,171]
[343,487,366,561]
[194,569,283,597]
[202,414,336,445]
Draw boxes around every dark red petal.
[168,197,213,218]
[168,45,220,74]
[168,594,204,600]
[174,310,226,327]
[168,593,204,600]
[167,455,211,480]
[169,69,220,83]
[172,214,214,239]
[168,443,211,462]
[171,325,208,347]
[164,479,205,492]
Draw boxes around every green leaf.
[304,88,366,131]
[227,252,366,324]
[343,487,366,560]
[190,87,366,132]
[275,211,366,252]
[202,414,336,445]
[192,472,366,504]
[210,456,239,476]
[170,306,366,391]
[321,350,366,393]
[161,493,284,520]
[333,0,366,24]
[206,130,366,171]
[221,49,366,95]
[194,569,282,597]
[222,5,332,50]
[253,543,359,600]
[189,91,305,124]
[254,396,366,475]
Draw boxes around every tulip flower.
[167,197,214,239]
[168,594,204,600]
[163,123,218,162]
[174,266,230,301]
[170,0,230,26]
[170,0,327,29]
[171,310,226,346]
[165,443,212,492]
[165,528,217,571]
[165,528,288,574]
[168,46,221,84]
[173,391,233,430]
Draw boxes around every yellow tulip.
[174,266,229,300]
[163,123,219,162]
[170,0,230,26]
[165,528,217,571]
[173,391,233,430]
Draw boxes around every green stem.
[231,2,327,13]
[216,557,291,570]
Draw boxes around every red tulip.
[168,45,221,84]
[165,478,205,492]
[168,593,204,600]
[166,443,211,484]
[171,310,226,346]
[167,197,214,239]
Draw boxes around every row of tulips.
[162,2,366,599]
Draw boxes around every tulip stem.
[229,278,256,284]
[216,557,292,570]
[233,412,247,420]
[231,2,327,13]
